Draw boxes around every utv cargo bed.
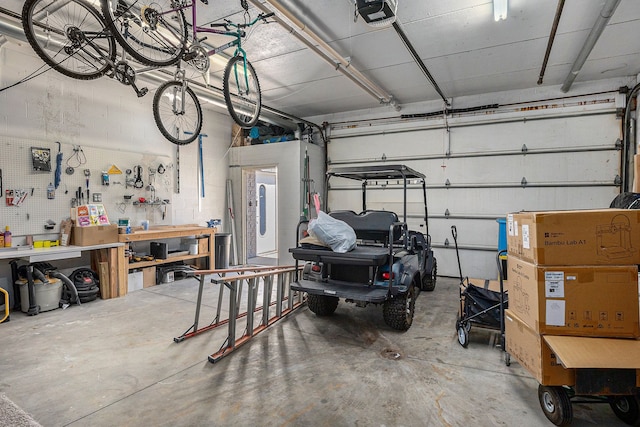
[289,245,390,266]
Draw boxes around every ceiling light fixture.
[493,0,508,21]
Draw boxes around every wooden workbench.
[116,225,215,298]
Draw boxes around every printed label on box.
[522,224,529,249]
[545,272,565,298]
[546,300,565,326]
[508,214,514,236]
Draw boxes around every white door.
[256,170,277,255]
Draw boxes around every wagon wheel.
[456,321,469,348]
[456,314,471,332]
[538,385,572,426]
[608,395,640,426]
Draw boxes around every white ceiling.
[235,0,640,119]
[3,0,640,122]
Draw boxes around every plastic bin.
[496,218,508,280]
[214,233,232,269]
[18,278,62,313]
[496,218,507,252]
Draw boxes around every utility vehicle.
[289,165,436,330]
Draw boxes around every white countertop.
[0,242,124,262]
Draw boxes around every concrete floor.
[0,275,632,427]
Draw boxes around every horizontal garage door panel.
[428,187,620,219]
[329,114,619,165]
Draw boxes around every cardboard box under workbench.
[71,224,118,246]
[143,267,156,288]
[506,257,639,338]
[507,209,640,266]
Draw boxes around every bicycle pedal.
[137,87,149,98]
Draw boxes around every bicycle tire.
[153,80,202,145]
[102,0,186,67]
[22,0,116,80]
[223,56,262,128]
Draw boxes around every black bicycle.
[21,0,149,97]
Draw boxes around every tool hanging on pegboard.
[84,169,91,201]
[175,145,180,194]
[66,145,86,175]
[54,142,63,189]
[5,189,28,207]
[133,165,144,189]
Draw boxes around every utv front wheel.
[383,283,416,331]
[307,294,339,316]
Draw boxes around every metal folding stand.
[174,265,304,363]
[496,249,509,365]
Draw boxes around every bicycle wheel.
[153,80,202,145]
[223,56,262,128]
[22,0,116,80]
[102,0,186,67]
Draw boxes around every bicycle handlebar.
[209,12,274,32]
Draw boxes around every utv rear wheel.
[307,294,339,316]
[383,283,416,331]
[422,258,437,291]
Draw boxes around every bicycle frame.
[170,67,188,115]
[160,1,266,90]
[144,1,270,142]
[70,26,152,97]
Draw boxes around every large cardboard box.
[142,266,156,288]
[507,209,640,266]
[506,257,639,338]
[505,310,575,386]
[71,224,118,246]
[197,236,209,255]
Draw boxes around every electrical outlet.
[93,193,102,202]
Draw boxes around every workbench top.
[0,242,124,262]
[118,225,214,242]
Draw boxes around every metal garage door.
[325,95,622,279]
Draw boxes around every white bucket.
[189,243,198,255]
[18,278,62,312]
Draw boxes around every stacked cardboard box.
[504,209,640,386]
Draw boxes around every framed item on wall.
[31,147,51,171]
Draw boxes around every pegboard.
[0,136,174,243]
